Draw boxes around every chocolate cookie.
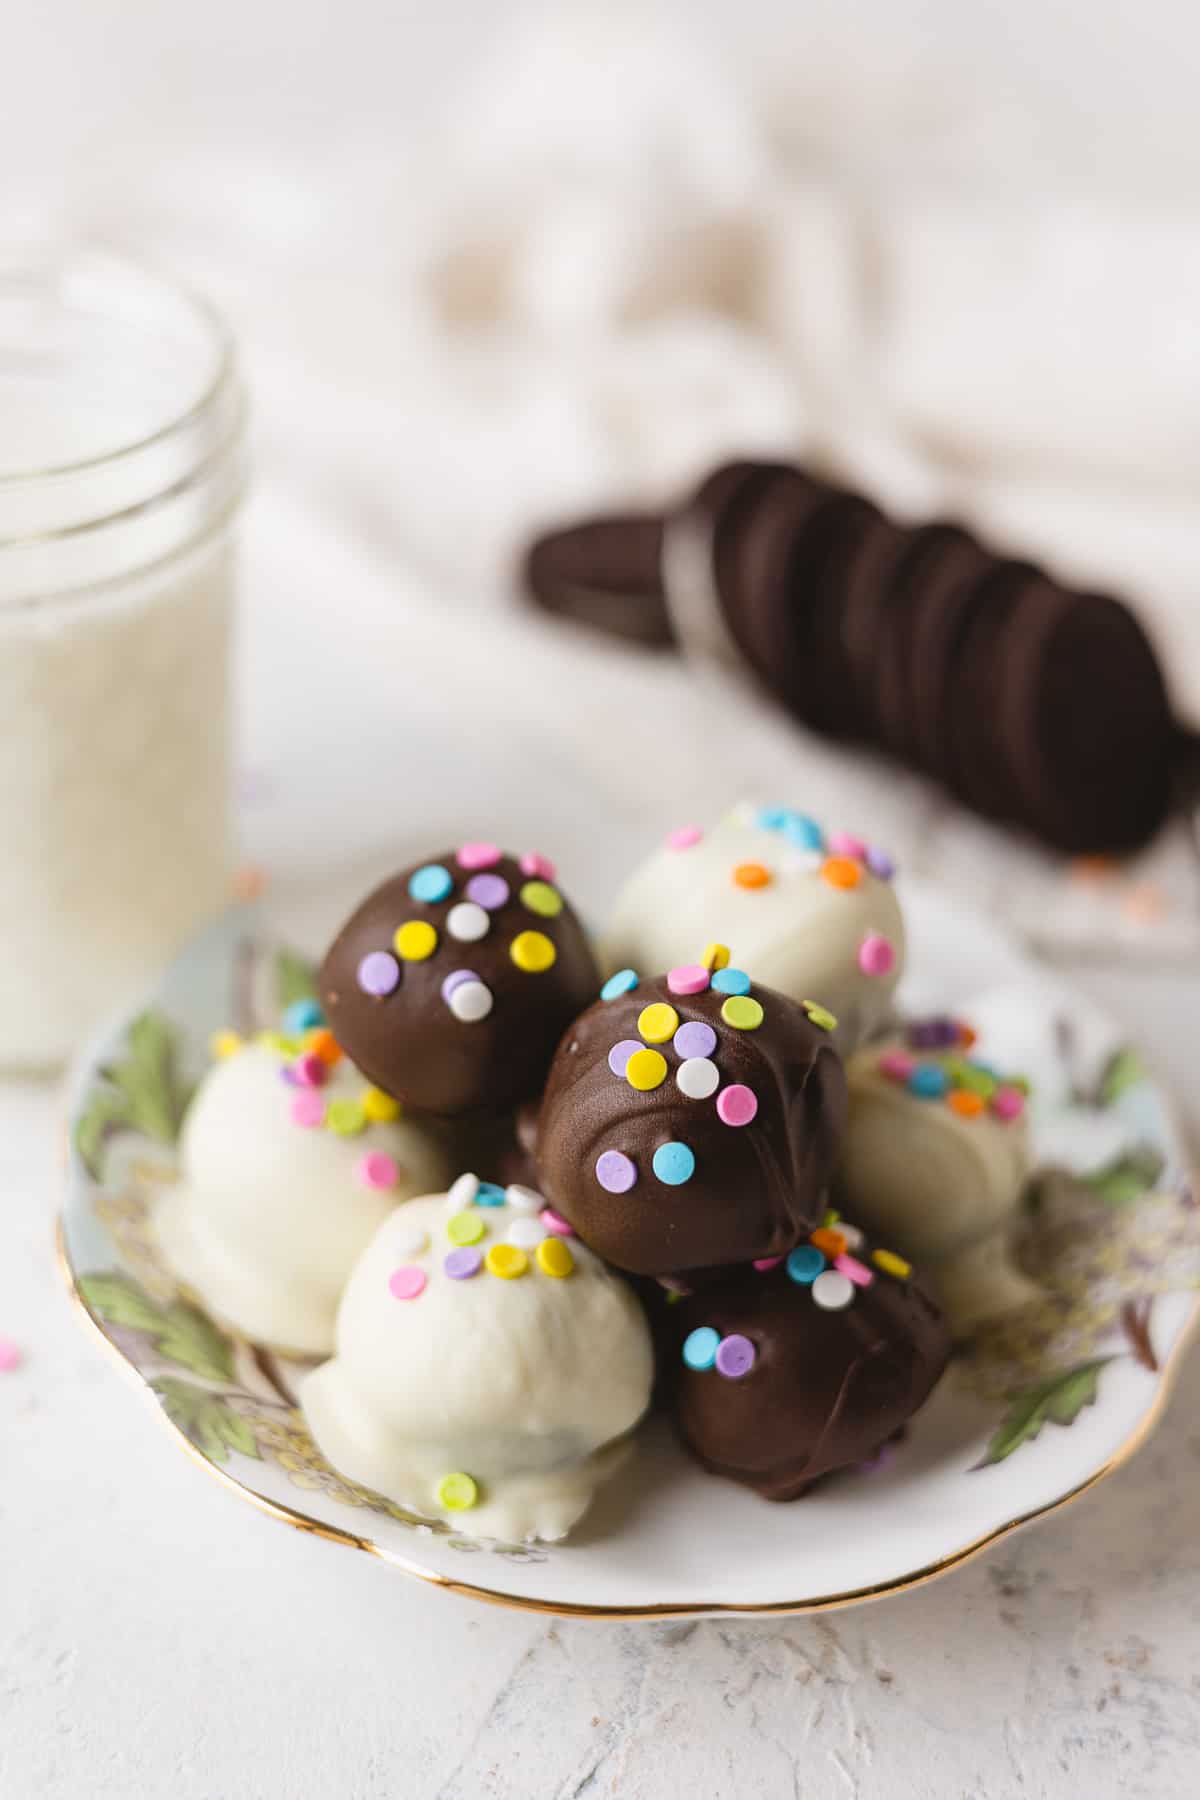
[320,847,599,1116]
[535,968,846,1276]
[668,1233,949,1499]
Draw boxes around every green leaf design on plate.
[152,1377,260,1464]
[1080,1144,1165,1207]
[1098,1044,1146,1107]
[74,1009,191,1179]
[275,947,319,1010]
[78,1272,235,1382]
[975,1356,1114,1468]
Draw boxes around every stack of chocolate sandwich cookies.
[525,461,1178,855]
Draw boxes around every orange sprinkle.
[947,1089,984,1118]
[733,861,771,889]
[1070,855,1117,885]
[957,1023,977,1049]
[305,1026,343,1067]
[810,1226,848,1257]
[820,855,862,891]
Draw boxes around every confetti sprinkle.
[448,1171,480,1208]
[666,964,710,996]
[536,1237,575,1278]
[601,968,639,1001]
[357,951,399,996]
[878,1049,916,1083]
[991,1086,1026,1122]
[457,842,501,870]
[306,1028,342,1067]
[466,873,510,911]
[388,1266,427,1301]
[674,1020,717,1060]
[802,1001,838,1033]
[0,1338,22,1373]
[596,1150,637,1193]
[519,852,557,881]
[486,1244,529,1280]
[361,1086,401,1123]
[948,1089,985,1119]
[835,1253,875,1287]
[520,880,563,918]
[676,1057,720,1099]
[210,1029,242,1060]
[786,1245,825,1284]
[858,934,896,977]
[908,1065,949,1099]
[865,846,896,880]
[444,1247,482,1280]
[827,831,867,859]
[721,995,763,1031]
[716,1084,758,1126]
[810,1226,848,1257]
[872,1248,912,1279]
[637,1002,679,1044]
[652,1141,695,1185]
[782,814,823,850]
[812,1269,854,1310]
[436,1472,478,1510]
[326,1099,367,1136]
[506,1216,547,1250]
[733,861,771,889]
[446,902,490,942]
[283,998,324,1035]
[539,1207,575,1237]
[626,1048,668,1091]
[394,920,438,961]
[510,930,556,973]
[290,1092,326,1128]
[608,1038,643,1078]
[505,1184,542,1213]
[357,1151,399,1189]
[448,980,494,1022]
[683,1326,719,1370]
[408,864,454,904]
[666,824,703,850]
[820,855,862,890]
[715,1334,756,1379]
[711,967,751,996]
[448,1211,486,1247]
[293,1052,327,1088]
[390,1221,428,1258]
[700,943,730,973]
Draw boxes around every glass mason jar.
[0,246,247,1070]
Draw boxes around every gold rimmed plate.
[60,889,1200,1617]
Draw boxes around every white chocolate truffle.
[154,1041,448,1356]
[838,1022,1038,1335]
[301,1188,653,1542]
[602,805,904,1055]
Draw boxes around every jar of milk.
[0,247,246,1070]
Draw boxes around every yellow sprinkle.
[326,1099,367,1137]
[721,995,764,1031]
[822,1207,840,1228]
[510,930,557,973]
[394,920,438,961]
[486,1244,529,1280]
[448,1211,486,1246]
[520,880,563,918]
[361,1085,401,1123]
[802,1000,838,1033]
[873,1248,912,1280]
[436,1472,478,1511]
[626,1047,668,1091]
[637,1002,679,1044]
[256,1029,298,1055]
[536,1237,575,1279]
[701,942,731,972]
[210,1029,242,1060]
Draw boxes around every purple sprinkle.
[673,1020,717,1061]
[607,1038,643,1078]
[595,1150,637,1193]
[466,873,510,911]
[866,845,896,880]
[441,968,478,1003]
[358,950,400,997]
[908,1015,957,1050]
[444,1247,483,1280]
[279,1064,300,1086]
[715,1334,756,1379]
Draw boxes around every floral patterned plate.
[60,885,1199,1618]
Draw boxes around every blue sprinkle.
[756,806,789,831]
[408,863,454,904]
[282,998,324,1034]
[652,1141,696,1186]
[908,1065,949,1100]
[474,1181,508,1207]
[711,967,751,997]
[682,1326,720,1371]
[786,1245,826,1284]
[782,813,824,851]
[601,968,639,1001]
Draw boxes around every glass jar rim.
[0,241,237,486]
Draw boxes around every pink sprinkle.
[290,1092,326,1128]
[519,851,557,881]
[835,1253,875,1287]
[878,1050,915,1084]
[667,964,710,996]
[0,1337,22,1373]
[358,1151,399,1190]
[858,933,896,977]
[388,1266,427,1301]
[753,1256,784,1272]
[716,1084,758,1127]
[666,824,703,851]
[991,1086,1026,1122]
[457,841,501,870]
[293,1052,328,1088]
[828,831,867,859]
[540,1207,575,1238]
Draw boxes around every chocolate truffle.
[319,846,599,1116]
[535,964,847,1275]
[669,1226,950,1499]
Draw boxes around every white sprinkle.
[838,1222,865,1251]
[448,1172,480,1209]
[505,1183,543,1214]
[506,1216,546,1249]
[449,980,493,1022]
[446,901,490,942]
[812,1269,854,1311]
[390,1222,428,1258]
[675,1056,719,1100]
